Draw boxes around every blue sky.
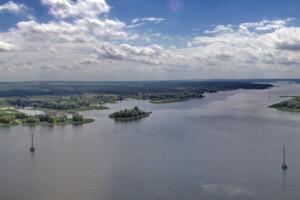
[1,0,300,80]
[108,0,300,33]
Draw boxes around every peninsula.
[269,96,300,112]
[0,108,94,127]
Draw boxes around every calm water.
[1,82,300,200]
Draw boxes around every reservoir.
[1,82,300,200]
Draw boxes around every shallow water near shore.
[1,82,300,200]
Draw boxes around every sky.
[1,0,300,81]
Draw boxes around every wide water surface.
[1,82,300,200]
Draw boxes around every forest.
[0,80,272,97]
[0,80,272,108]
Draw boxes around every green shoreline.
[1,119,94,127]
[0,106,96,127]
[269,96,300,112]
[149,97,201,104]
[269,105,300,112]
[32,105,109,113]
[0,122,19,127]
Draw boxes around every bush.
[15,112,28,119]
[47,116,55,123]
[25,117,37,124]
[72,113,83,122]
[0,117,11,124]
[57,115,67,122]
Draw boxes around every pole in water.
[282,145,287,170]
[30,132,35,152]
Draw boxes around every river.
[1,82,300,200]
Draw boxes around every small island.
[0,108,94,127]
[109,106,152,121]
[269,96,300,112]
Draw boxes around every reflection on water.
[282,170,287,195]
[1,82,300,200]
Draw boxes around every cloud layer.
[41,0,110,18]
[1,0,300,80]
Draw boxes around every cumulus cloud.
[275,27,300,51]
[205,25,233,34]
[0,1,28,14]
[0,41,15,52]
[41,0,110,18]
[132,17,165,24]
[13,16,129,42]
[2,0,300,80]
[94,43,161,65]
[187,18,300,69]
[241,18,294,31]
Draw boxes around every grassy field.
[0,106,18,117]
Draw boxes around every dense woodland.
[0,81,272,109]
[0,81,272,97]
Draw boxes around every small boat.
[30,133,35,152]
[281,145,287,170]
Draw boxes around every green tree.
[15,112,28,119]
[72,113,83,122]
[47,116,55,123]
[0,117,11,124]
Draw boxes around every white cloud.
[186,18,300,70]
[205,25,233,34]
[132,17,165,24]
[127,23,145,29]
[0,41,15,52]
[275,27,300,51]
[12,16,130,42]
[119,44,157,56]
[41,0,110,18]
[0,1,28,14]
[2,0,300,81]
[241,18,294,31]
[94,43,160,65]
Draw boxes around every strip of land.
[0,108,94,127]
[0,80,273,126]
[269,96,300,112]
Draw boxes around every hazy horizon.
[0,78,300,82]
